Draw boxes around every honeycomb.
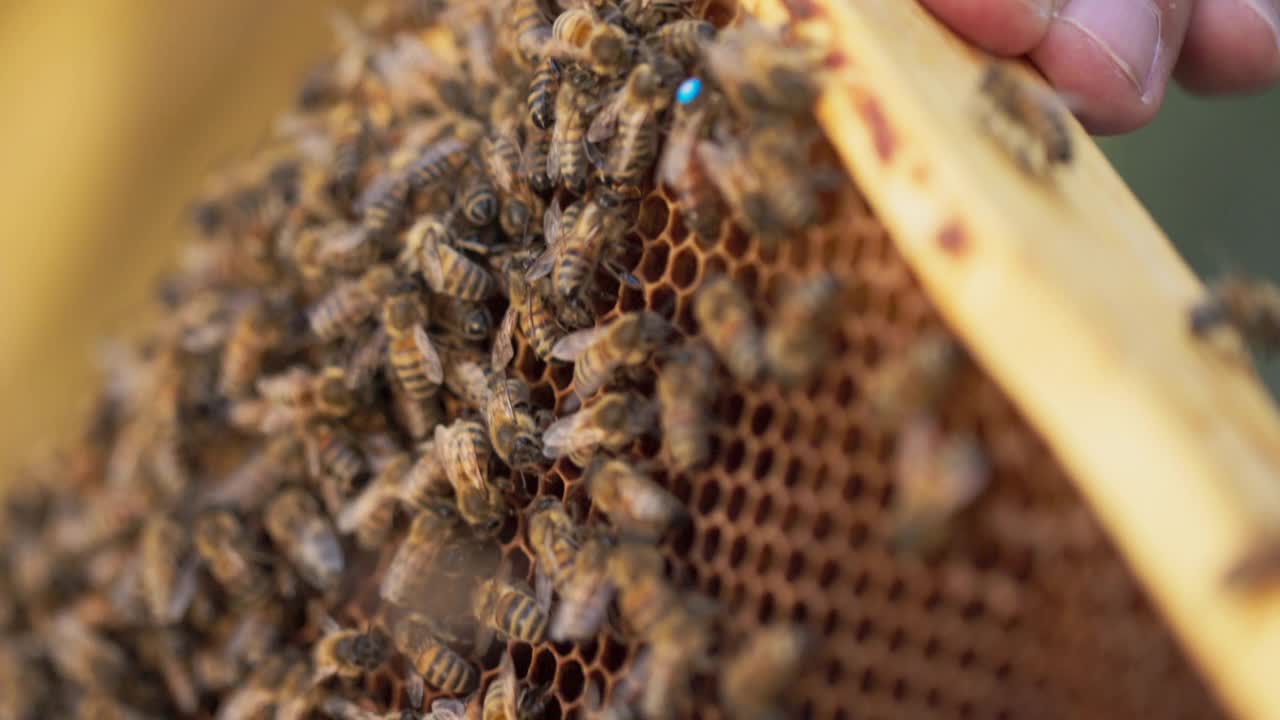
[0,0,1229,718]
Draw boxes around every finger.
[1030,0,1197,134]
[917,0,1055,55]
[1175,0,1280,94]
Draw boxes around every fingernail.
[1019,0,1056,20]
[1241,0,1280,54]
[1057,0,1161,95]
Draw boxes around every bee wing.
[418,240,447,293]
[484,135,520,194]
[164,559,199,623]
[541,412,605,458]
[550,326,605,362]
[491,307,519,371]
[318,696,381,720]
[412,325,445,385]
[429,698,468,720]
[586,92,624,144]
[317,225,370,262]
[695,139,740,200]
[526,245,557,282]
[347,327,388,390]
[335,480,393,533]
[545,123,562,181]
[404,673,426,714]
[543,196,563,249]
[497,653,518,716]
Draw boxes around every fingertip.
[1176,0,1280,95]
[1031,20,1166,134]
[918,0,1054,55]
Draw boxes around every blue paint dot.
[676,77,702,105]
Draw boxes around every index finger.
[918,0,1055,55]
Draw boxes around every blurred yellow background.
[0,3,1277,477]
[0,2,357,475]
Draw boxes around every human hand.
[918,0,1280,133]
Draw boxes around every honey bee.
[383,290,445,401]
[548,532,613,641]
[705,20,818,117]
[1189,274,1280,354]
[314,365,357,418]
[305,420,369,499]
[549,7,634,79]
[444,353,495,411]
[359,173,413,244]
[512,0,553,67]
[392,612,479,695]
[459,168,500,227]
[399,441,451,512]
[522,126,554,195]
[139,513,197,625]
[263,487,345,591]
[891,415,990,553]
[978,61,1073,177]
[329,106,372,208]
[551,188,635,303]
[656,342,716,472]
[542,392,656,465]
[309,264,398,341]
[647,18,715,63]
[219,301,281,398]
[527,496,582,595]
[337,452,410,549]
[586,457,686,541]
[605,542,679,639]
[436,419,506,535]
[313,618,392,683]
[527,56,561,130]
[484,130,547,243]
[432,295,493,344]
[589,63,670,194]
[867,330,967,425]
[473,574,550,644]
[316,223,379,274]
[484,373,546,472]
[380,498,470,608]
[492,268,565,370]
[657,82,724,241]
[406,217,498,301]
[698,125,819,242]
[547,80,594,194]
[193,509,273,607]
[202,433,303,509]
[45,612,127,691]
[719,624,814,720]
[483,653,547,720]
[136,628,200,715]
[764,273,841,386]
[694,275,765,382]
[551,310,669,398]
[406,120,486,193]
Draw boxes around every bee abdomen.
[497,593,548,642]
[417,643,478,694]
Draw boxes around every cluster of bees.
[0,0,1150,715]
[0,1,863,718]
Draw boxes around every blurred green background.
[0,3,1275,476]
[1100,87,1280,390]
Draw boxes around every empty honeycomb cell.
[722,438,746,473]
[703,252,729,280]
[748,403,773,437]
[542,696,562,720]
[647,283,678,320]
[556,659,586,702]
[637,195,670,239]
[725,485,746,521]
[785,232,811,270]
[700,526,722,562]
[757,592,777,623]
[696,479,721,514]
[669,246,700,290]
[530,648,558,687]
[722,225,750,259]
[755,543,774,575]
[751,448,775,479]
[640,243,669,283]
[617,283,646,312]
[733,263,759,296]
[540,473,565,500]
[599,634,629,674]
[779,501,800,533]
[728,534,749,569]
[785,550,806,581]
